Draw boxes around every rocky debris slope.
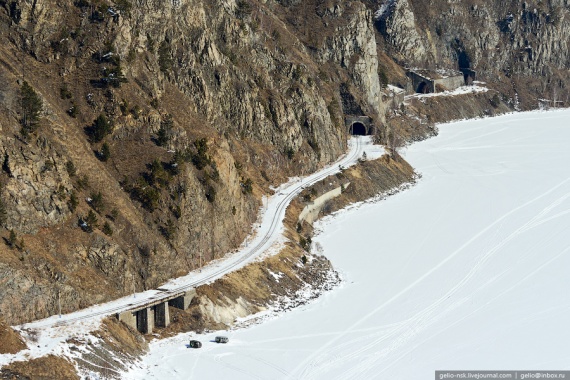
[0,153,414,380]
[1,355,79,380]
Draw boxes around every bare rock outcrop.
[1,137,73,234]
[375,0,570,107]
[318,2,387,119]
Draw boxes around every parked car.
[189,340,202,348]
[215,336,229,344]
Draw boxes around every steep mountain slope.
[0,0,567,327]
[0,0,385,325]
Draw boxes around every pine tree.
[90,191,104,212]
[20,81,43,135]
[102,221,113,236]
[86,210,98,232]
[66,160,77,177]
[8,229,17,248]
[68,191,78,212]
[158,41,173,74]
[100,143,111,162]
[162,219,175,240]
[149,159,168,187]
[156,115,173,146]
[236,0,252,19]
[89,114,113,142]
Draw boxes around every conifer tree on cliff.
[20,81,43,136]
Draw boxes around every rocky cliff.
[0,0,384,325]
[376,0,570,108]
[0,0,568,325]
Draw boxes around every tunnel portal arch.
[350,122,367,136]
[417,81,430,94]
[345,116,373,136]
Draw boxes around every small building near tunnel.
[382,85,406,108]
[408,69,466,94]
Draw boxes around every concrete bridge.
[345,116,374,135]
[117,289,196,334]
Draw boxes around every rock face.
[0,0,388,325]
[317,2,387,119]
[377,0,428,63]
[0,137,73,234]
[0,0,568,325]
[115,0,349,167]
[376,0,570,107]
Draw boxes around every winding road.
[22,136,371,330]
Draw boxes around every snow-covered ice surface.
[125,109,570,379]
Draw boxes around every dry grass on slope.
[0,317,26,354]
[2,355,79,380]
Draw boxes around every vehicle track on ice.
[292,175,570,379]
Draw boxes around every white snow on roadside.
[266,270,283,282]
[405,84,489,101]
[124,109,570,379]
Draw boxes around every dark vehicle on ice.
[189,340,202,348]
[215,336,229,343]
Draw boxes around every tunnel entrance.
[350,122,367,136]
[458,50,475,85]
[458,51,471,71]
[417,81,430,94]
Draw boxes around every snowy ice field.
[127,109,570,379]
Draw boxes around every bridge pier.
[155,302,170,328]
[136,307,154,334]
[168,289,197,310]
[147,307,155,333]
